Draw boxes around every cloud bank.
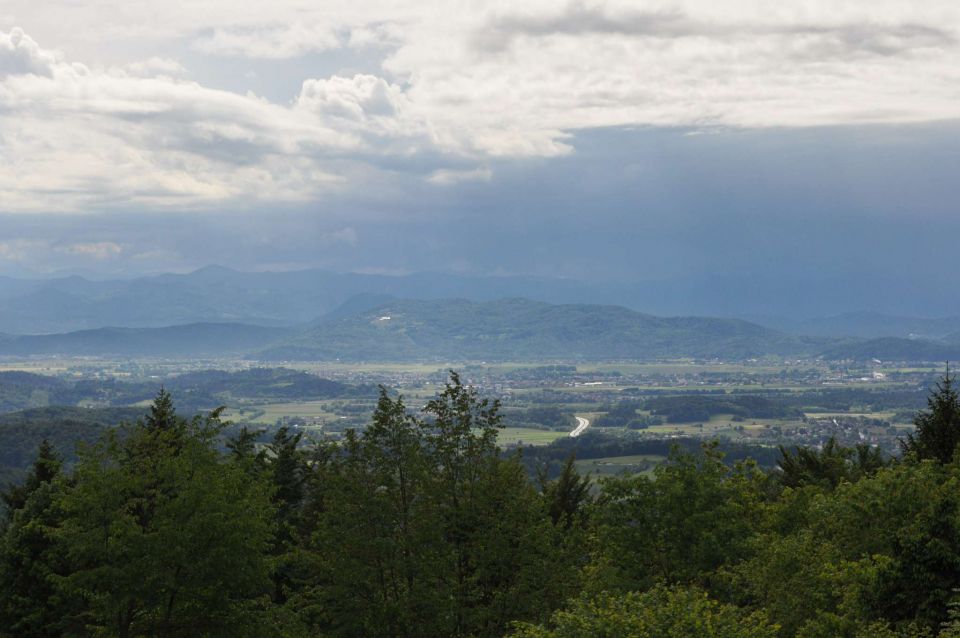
[0,1,958,212]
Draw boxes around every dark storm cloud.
[2,121,959,317]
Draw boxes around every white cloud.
[56,241,123,259]
[0,32,367,212]
[119,57,186,78]
[427,167,492,185]
[193,23,341,58]
[293,74,429,154]
[0,0,959,212]
[0,27,56,77]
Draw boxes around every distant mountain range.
[3,266,960,342]
[0,296,821,361]
[751,311,960,340]
[0,266,632,334]
[820,338,960,362]
[1,264,960,362]
[0,323,290,357]
[0,295,958,363]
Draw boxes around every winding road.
[570,416,590,437]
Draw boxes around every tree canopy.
[2,370,960,637]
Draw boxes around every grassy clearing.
[803,411,897,420]
[576,454,667,478]
[497,427,569,446]
[221,401,342,425]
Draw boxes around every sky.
[0,1,958,317]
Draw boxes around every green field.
[221,401,342,425]
[497,427,569,446]
[576,454,667,477]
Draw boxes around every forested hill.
[259,298,819,361]
[0,368,371,415]
[0,406,145,475]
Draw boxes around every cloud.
[426,167,492,185]
[0,27,56,77]
[119,57,187,77]
[298,74,403,120]
[193,23,341,58]
[475,3,954,57]
[56,241,123,259]
[0,30,373,212]
[1,1,959,213]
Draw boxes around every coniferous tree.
[268,426,307,525]
[902,366,960,464]
[145,387,177,431]
[538,453,591,530]
[297,374,559,637]
[1,439,61,522]
[0,442,72,638]
[226,426,266,467]
[54,392,276,637]
[776,437,885,490]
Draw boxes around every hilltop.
[259,298,817,361]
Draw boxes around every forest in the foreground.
[2,372,960,637]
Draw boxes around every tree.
[265,426,309,604]
[508,585,779,638]
[0,443,73,638]
[810,460,960,633]
[226,426,266,468]
[902,367,960,464]
[776,437,885,490]
[590,442,765,592]
[268,426,307,526]
[296,374,560,637]
[55,393,276,637]
[538,453,591,530]
[1,439,62,523]
[145,387,177,431]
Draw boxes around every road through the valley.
[570,416,590,437]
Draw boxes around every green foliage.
[54,396,277,637]
[0,406,143,473]
[539,453,592,530]
[776,436,886,490]
[1,439,61,519]
[0,442,71,638]
[0,372,69,413]
[590,442,766,591]
[291,374,570,637]
[645,393,802,423]
[902,368,960,464]
[3,370,960,637]
[509,585,779,638]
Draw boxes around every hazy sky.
[1,2,958,315]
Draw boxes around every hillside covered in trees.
[3,372,960,637]
[0,368,370,415]
[260,298,821,361]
